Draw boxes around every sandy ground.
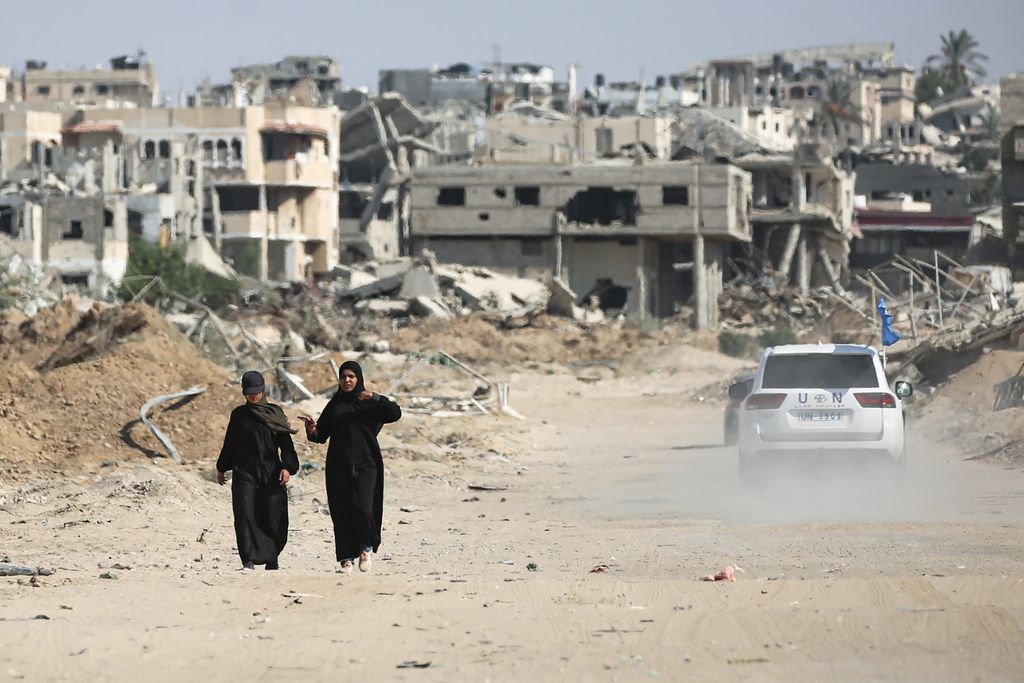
[2,363,1024,682]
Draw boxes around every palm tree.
[817,77,862,141]
[927,29,989,92]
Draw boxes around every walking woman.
[217,371,299,570]
[301,361,401,574]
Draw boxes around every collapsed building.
[338,94,438,262]
[195,56,343,108]
[408,160,752,327]
[1002,73,1024,253]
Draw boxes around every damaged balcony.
[261,122,334,187]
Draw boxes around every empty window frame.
[62,220,84,240]
[514,186,540,206]
[437,187,466,206]
[662,185,689,206]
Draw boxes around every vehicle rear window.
[761,354,878,389]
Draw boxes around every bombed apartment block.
[21,54,158,108]
[70,104,341,282]
[483,110,673,163]
[339,94,438,261]
[196,56,342,107]
[409,161,752,326]
[0,108,64,182]
[734,150,855,292]
[40,196,128,293]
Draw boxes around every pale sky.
[2,0,1021,98]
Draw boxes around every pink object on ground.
[701,564,745,582]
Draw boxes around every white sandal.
[339,560,353,574]
[358,551,372,572]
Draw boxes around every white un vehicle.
[734,344,912,477]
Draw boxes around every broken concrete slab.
[435,265,549,312]
[409,296,453,319]
[355,299,412,316]
[546,277,577,318]
[338,274,403,301]
[399,265,443,300]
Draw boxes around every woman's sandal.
[358,551,372,572]
[339,560,354,574]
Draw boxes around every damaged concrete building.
[734,146,855,293]
[339,94,439,262]
[21,54,158,108]
[1002,73,1024,252]
[70,104,341,281]
[195,56,342,108]
[482,108,673,163]
[409,160,752,326]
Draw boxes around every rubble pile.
[0,249,60,316]
[718,279,829,330]
[0,300,238,478]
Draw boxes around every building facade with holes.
[409,160,752,327]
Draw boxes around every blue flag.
[877,297,901,346]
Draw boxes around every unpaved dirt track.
[2,378,1023,682]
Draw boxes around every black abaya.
[217,404,299,565]
[310,370,401,562]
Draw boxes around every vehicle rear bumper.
[739,439,904,463]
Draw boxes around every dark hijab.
[337,360,366,402]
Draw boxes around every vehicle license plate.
[795,410,845,423]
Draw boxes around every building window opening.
[202,140,213,163]
[437,187,466,206]
[0,208,15,236]
[216,140,228,165]
[104,209,114,227]
[72,85,85,95]
[63,220,84,240]
[231,138,242,165]
[36,85,51,95]
[216,186,260,212]
[494,187,507,199]
[662,185,689,206]
[478,212,490,221]
[584,278,630,312]
[95,84,109,95]
[158,140,171,159]
[377,202,394,221]
[340,191,366,219]
[565,187,638,226]
[144,140,156,160]
[514,186,540,206]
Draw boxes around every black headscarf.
[245,395,297,434]
[337,360,366,402]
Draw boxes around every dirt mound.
[386,314,695,369]
[912,348,1024,466]
[0,300,239,478]
[800,305,875,345]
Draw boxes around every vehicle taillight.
[854,392,896,408]
[745,393,786,410]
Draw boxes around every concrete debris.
[409,296,452,319]
[399,265,443,300]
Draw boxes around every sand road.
[2,375,1023,682]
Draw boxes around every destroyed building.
[339,94,439,261]
[20,54,158,108]
[482,108,673,163]
[195,56,342,108]
[379,61,571,115]
[1002,73,1024,252]
[733,146,855,293]
[71,104,341,281]
[0,107,63,181]
[408,160,752,327]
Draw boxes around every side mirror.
[894,381,913,398]
[728,380,753,401]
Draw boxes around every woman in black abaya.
[301,361,401,574]
[217,370,299,570]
